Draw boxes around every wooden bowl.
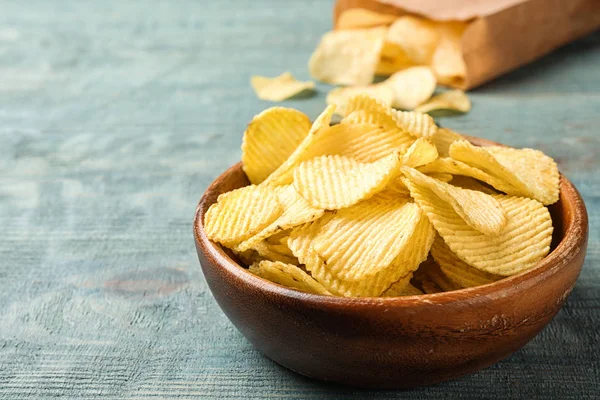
[193,136,588,389]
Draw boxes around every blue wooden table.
[0,1,598,398]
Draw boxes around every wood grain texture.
[0,0,598,398]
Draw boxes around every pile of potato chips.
[204,95,559,297]
[252,8,472,115]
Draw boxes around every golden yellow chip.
[431,235,501,288]
[264,105,336,186]
[431,22,468,87]
[392,109,438,138]
[336,8,398,30]
[376,42,414,76]
[429,127,464,156]
[449,175,498,195]
[414,90,471,113]
[242,107,311,184]
[404,175,553,276]
[250,72,315,102]
[383,281,423,296]
[236,184,324,252]
[287,214,335,270]
[486,146,560,205]
[401,138,438,168]
[449,140,537,199]
[427,173,453,182]
[402,166,506,235]
[421,259,462,292]
[265,229,291,246]
[300,122,414,163]
[418,156,514,192]
[343,94,401,129]
[327,84,395,117]
[233,248,261,266]
[249,260,331,295]
[204,185,283,246]
[384,67,437,110]
[309,207,433,297]
[251,240,299,265]
[294,153,401,210]
[308,27,386,86]
[387,16,440,64]
[312,197,421,280]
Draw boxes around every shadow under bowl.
[193,136,588,389]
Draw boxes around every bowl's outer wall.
[194,138,588,389]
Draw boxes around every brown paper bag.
[334,0,600,89]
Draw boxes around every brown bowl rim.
[194,135,588,309]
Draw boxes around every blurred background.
[0,0,598,398]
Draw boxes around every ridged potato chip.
[264,105,336,186]
[404,175,553,276]
[337,8,398,30]
[301,122,414,163]
[204,185,283,246]
[387,16,440,64]
[486,146,560,205]
[414,89,471,114]
[429,127,464,156]
[249,260,331,295]
[287,214,334,270]
[418,157,513,192]
[384,67,437,110]
[450,140,536,198]
[392,109,438,138]
[313,197,423,280]
[309,27,386,86]
[343,94,401,129]
[327,85,395,117]
[310,208,433,297]
[428,173,453,182]
[251,240,298,265]
[402,167,506,235]
[420,258,462,292]
[294,153,401,210]
[449,175,498,194]
[431,236,501,288]
[242,107,311,184]
[236,185,324,252]
[383,282,423,296]
[401,138,438,168]
[251,72,315,102]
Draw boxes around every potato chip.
[264,105,336,186]
[309,27,386,86]
[449,175,498,194]
[449,140,536,198]
[265,229,291,246]
[387,16,440,64]
[336,8,398,30]
[327,84,395,117]
[383,281,423,296]
[392,109,438,138]
[236,184,324,252]
[414,89,471,114]
[380,273,415,296]
[384,67,437,110]
[288,214,335,270]
[313,197,422,280]
[421,281,443,294]
[485,146,560,205]
[376,43,414,76]
[251,240,299,265]
[343,94,400,129]
[204,185,283,246]
[429,127,464,156]
[233,248,261,266]
[431,22,468,87]
[421,258,462,292]
[430,236,501,288]
[401,138,438,168]
[251,72,315,102]
[404,175,553,276]
[301,123,415,163]
[242,107,311,184]
[249,260,331,295]
[310,206,433,297]
[294,153,401,210]
[418,157,514,192]
[402,167,506,235]
[427,173,453,182]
